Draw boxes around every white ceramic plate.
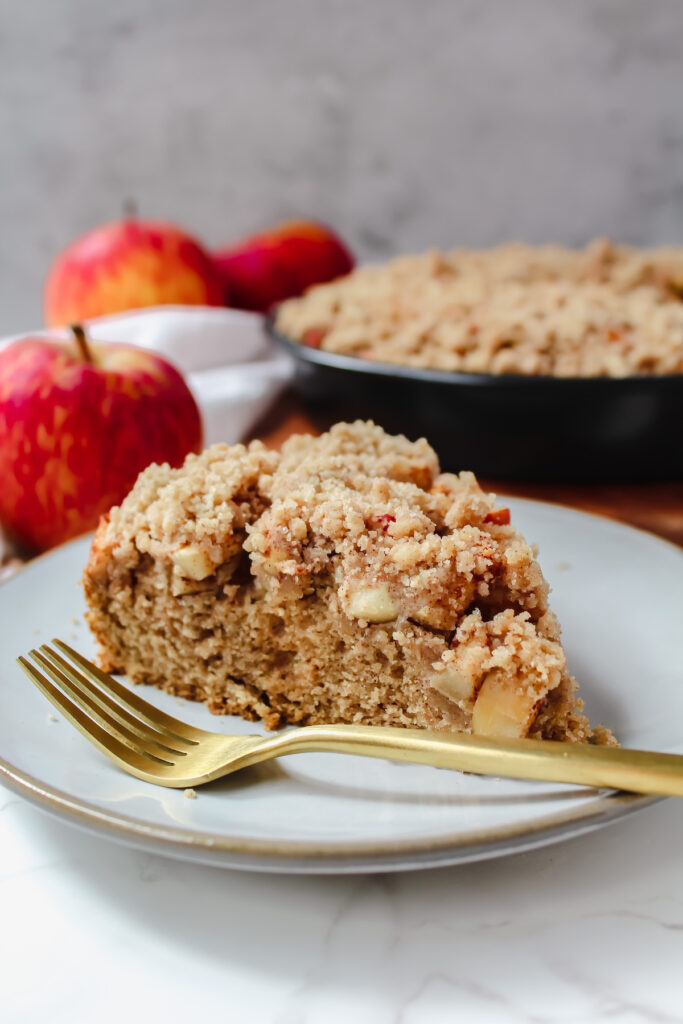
[1,499,681,874]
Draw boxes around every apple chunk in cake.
[83,421,613,744]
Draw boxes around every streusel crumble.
[276,239,683,377]
[83,422,613,744]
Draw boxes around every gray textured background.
[1,0,682,333]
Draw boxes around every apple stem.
[70,324,93,364]
[123,197,138,219]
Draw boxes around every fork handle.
[261,724,683,797]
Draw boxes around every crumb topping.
[276,239,683,377]
[271,420,439,491]
[99,441,278,582]
[100,422,549,635]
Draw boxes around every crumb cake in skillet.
[276,239,683,377]
[83,422,613,744]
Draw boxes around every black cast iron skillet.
[267,317,683,483]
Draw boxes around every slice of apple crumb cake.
[83,421,614,744]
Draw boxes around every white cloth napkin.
[0,305,295,447]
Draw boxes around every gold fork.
[17,639,683,796]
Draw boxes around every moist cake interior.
[83,421,613,744]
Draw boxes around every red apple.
[0,326,202,552]
[213,219,354,312]
[44,218,225,327]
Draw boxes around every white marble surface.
[2,788,683,1022]
[2,0,683,333]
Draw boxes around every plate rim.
[0,747,658,870]
[0,503,679,871]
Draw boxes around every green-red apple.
[44,217,225,327]
[0,326,202,552]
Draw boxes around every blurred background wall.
[1,0,682,333]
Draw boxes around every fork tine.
[40,645,193,754]
[28,649,183,763]
[33,648,188,758]
[18,657,174,770]
[52,640,201,744]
